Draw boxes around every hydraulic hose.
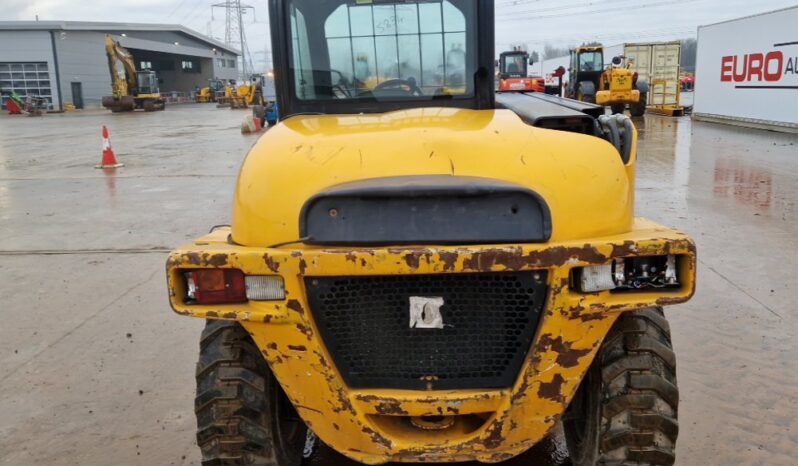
[599,114,621,156]
[615,114,634,164]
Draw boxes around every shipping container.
[624,42,681,106]
[693,6,798,132]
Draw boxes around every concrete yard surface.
[1,104,796,465]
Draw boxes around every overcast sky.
[2,0,796,71]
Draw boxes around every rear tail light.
[184,269,286,304]
[575,255,680,293]
[185,269,247,304]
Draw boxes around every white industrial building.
[693,6,798,133]
[0,21,240,111]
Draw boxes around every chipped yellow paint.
[166,218,696,464]
[165,106,696,463]
[596,67,641,106]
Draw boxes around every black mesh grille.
[305,272,548,390]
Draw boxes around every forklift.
[165,1,695,465]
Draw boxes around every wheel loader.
[566,46,648,117]
[101,35,165,112]
[165,1,695,465]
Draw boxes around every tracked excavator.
[101,35,165,112]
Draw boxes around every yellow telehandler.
[165,1,695,465]
[566,45,649,116]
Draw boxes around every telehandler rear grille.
[305,272,548,390]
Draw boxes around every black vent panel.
[305,272,548,390]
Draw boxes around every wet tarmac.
[0,104,796,465]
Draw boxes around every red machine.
[497,50,545,93]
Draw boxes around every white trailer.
[693,6,798,133]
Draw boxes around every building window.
[0,62,53,108]
[228,59,236,68]
[218,58,226,68]
[182,60,200,73]
[140,61,152,70]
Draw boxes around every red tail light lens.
[185,269,247,304]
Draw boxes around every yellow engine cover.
[231,108,636,247]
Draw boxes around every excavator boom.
[102,34,165,112]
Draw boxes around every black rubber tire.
[196,320,307,466]
[577,85,596,104]
[564,308,678,466]
[611,104,626,115]
[630,92,647,117]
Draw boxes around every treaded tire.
[564,308,678,466]
[630,92,647,117]
[196,320,307,466]
[577,85,596,104]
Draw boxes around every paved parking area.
[0,104,796,465]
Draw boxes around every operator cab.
[208,79,225,93]
[570,47,604,88]
[136,71,160,95]
[498,51,531,79]
[269,0,495,117]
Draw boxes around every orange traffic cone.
[95,126,124,169]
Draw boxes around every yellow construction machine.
[229,75,267,109]
[196,79,226,103]
[101,35,165,112]
[165,1,695,465]
[211,81,236,107]
[566,46,648,116]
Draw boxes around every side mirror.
[529,58,535,66]
[494,60,499,67]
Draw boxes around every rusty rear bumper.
[596,89,641,105]
[166,218,695,464]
